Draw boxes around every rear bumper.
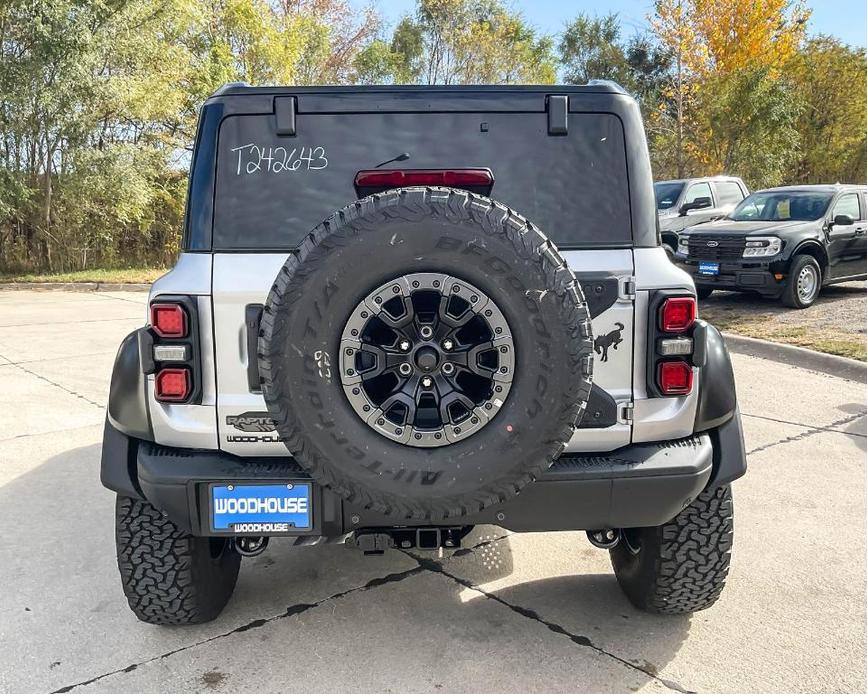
[102,421,746,537]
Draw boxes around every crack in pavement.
[0,352,105,410]
[0,421,102,444]
[49,565,425,693]
[747,411,867,456]
[409,553,696,694]
[0,351,117,367]
[89,292,149,306]
[51,537,693,694]
[742,411,867,438]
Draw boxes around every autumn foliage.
[0,0,864,273]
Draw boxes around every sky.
[367,0,868,48]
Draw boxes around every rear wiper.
[375,152,410,168]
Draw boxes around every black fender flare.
[102,329,153,499]
[692,320,746,487]
[107,328,153,440]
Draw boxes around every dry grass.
[0,267,166,284]
[701,283,866,361]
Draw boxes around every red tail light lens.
[354,169,493,189]
[660,297,696,333]
[657,361,693,395]
[151,303,187,338]
[155,367,190,402]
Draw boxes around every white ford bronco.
[101,83,746,625]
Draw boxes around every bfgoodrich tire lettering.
[609,485,734,615]
[259,187,593,520]
[115,495,240,625]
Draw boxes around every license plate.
[211,483,312,533]
[698,262,720,276]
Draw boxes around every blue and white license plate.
[211,483,312,533]
[698,261,720,276]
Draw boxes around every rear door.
[210,96,636,455]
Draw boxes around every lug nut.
[442,362,455,375]
[399,339,411,351]
[399,363,412,376]
[421,376,433,388]
[420,325,433,339]
[442,339,453,351]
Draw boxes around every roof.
[211,82,629,97]
[756,184,867,194]
[655,176,744,185]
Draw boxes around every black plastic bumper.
[677,258,784,296]
[109,433,723,537]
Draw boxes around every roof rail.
[211,81,251,97]
[585,79,628,95]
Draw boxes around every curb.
[723,332,866,383]
[0,282,150,292]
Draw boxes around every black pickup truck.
[676,184,867,308]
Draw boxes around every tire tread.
[258,187,593,520]
[115,496,240,625]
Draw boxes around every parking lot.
[0,289,864,694]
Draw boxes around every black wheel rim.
[339,272,515,448]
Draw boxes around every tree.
[559,13,630,86]
[651,0,704,177]
[624,34,672,106]
[0,0,382,272]
[689,0,809,76]
[648,0,810,183]
[789,37,867,184]
[386,0,555,85]
[703,67,801,187]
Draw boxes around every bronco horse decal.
[594,322,624,363]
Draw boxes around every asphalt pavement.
[0,290,864,694]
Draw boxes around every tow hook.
[233,536,269,557]
[586,529,620,549]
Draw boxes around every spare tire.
[259,187,593,520]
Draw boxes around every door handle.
[856,228,865,235]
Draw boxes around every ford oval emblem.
[707,240,719,248]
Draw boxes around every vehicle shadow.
[0,443,691,693]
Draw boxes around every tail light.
[660,297,696,333]
[155,367,191,401]
[657,361,693,395]
[150,303,188,338]
[147,296,201,404]
[649,293,697,397]
[354,169,494,195]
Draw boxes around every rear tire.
[696,286,714,300]
[115,496,241,625]
[781,254,821,308]
[609,485,733,615]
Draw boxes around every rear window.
[714,181,746,206]
[212,112,632,250]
